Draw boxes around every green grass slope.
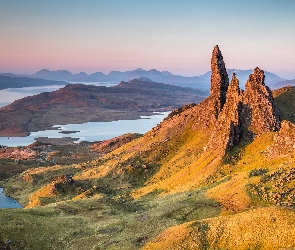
[1,86,295,249]
[274,85,295,123]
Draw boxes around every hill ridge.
[2,45,295,249]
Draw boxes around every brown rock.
[152,46,282,155]
[205,67,281,153]
[207,73,243,151]
[210,45,229,117]
[243,67,281,132]
[192,46,229,131]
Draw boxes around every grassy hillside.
[1,85,295,249]
[144,206,295,250]
[274,85,295,123]
[0,189,220,249]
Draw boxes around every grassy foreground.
[1,86,295,249]
[0,189,220,249]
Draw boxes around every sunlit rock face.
[243,67,281,133]
[204,47,281,153]
[210,45,229,117]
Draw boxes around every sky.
[0,0,295,79]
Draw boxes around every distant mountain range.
[1,68,294,90]
[30,68,207,89]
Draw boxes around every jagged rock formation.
[191,47,230,131]
[151,46,281,153]
[206,73,243,151]
[243,67,281,132]
[200,47,281,152]
[210,45,229,117]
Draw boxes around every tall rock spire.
[243,67,281,132]
[206,73,243,151]
[206,67,281,153]
[194,46,281,153]
[210,45,229,117]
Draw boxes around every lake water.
[0,81,170,147]
[0,112,169,147]
[0,188,22,208]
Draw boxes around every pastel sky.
[1,0,295,79]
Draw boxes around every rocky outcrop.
[210,45,229,117]
[0,147,36,160]
[207,73,243,151]
[192,46,229,131]
[243,67,281,132]
[203,47,281,153]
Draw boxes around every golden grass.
[144,206,295,250]
[72,191,102,200]
[274,86,295,124]
[26,183,56,208]
[73,164,112,180]
[132,149,222,198]
[206,172,252,213]
[231,132,275,172]
[22,164,73,175]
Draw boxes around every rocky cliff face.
[196,46,281,153]
[210,45,229,118]
[243,67,281,132]
[190,46,230,131]
[206,73,243,151]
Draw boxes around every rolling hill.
[1,45,295,249]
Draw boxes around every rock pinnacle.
[244,67,281,132]
[210,45,229,116]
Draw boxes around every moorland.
[1,46,295,249]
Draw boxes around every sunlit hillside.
[1,46,295,249]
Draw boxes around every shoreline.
[0,112,170,147]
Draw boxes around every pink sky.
[1,1,294,79]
